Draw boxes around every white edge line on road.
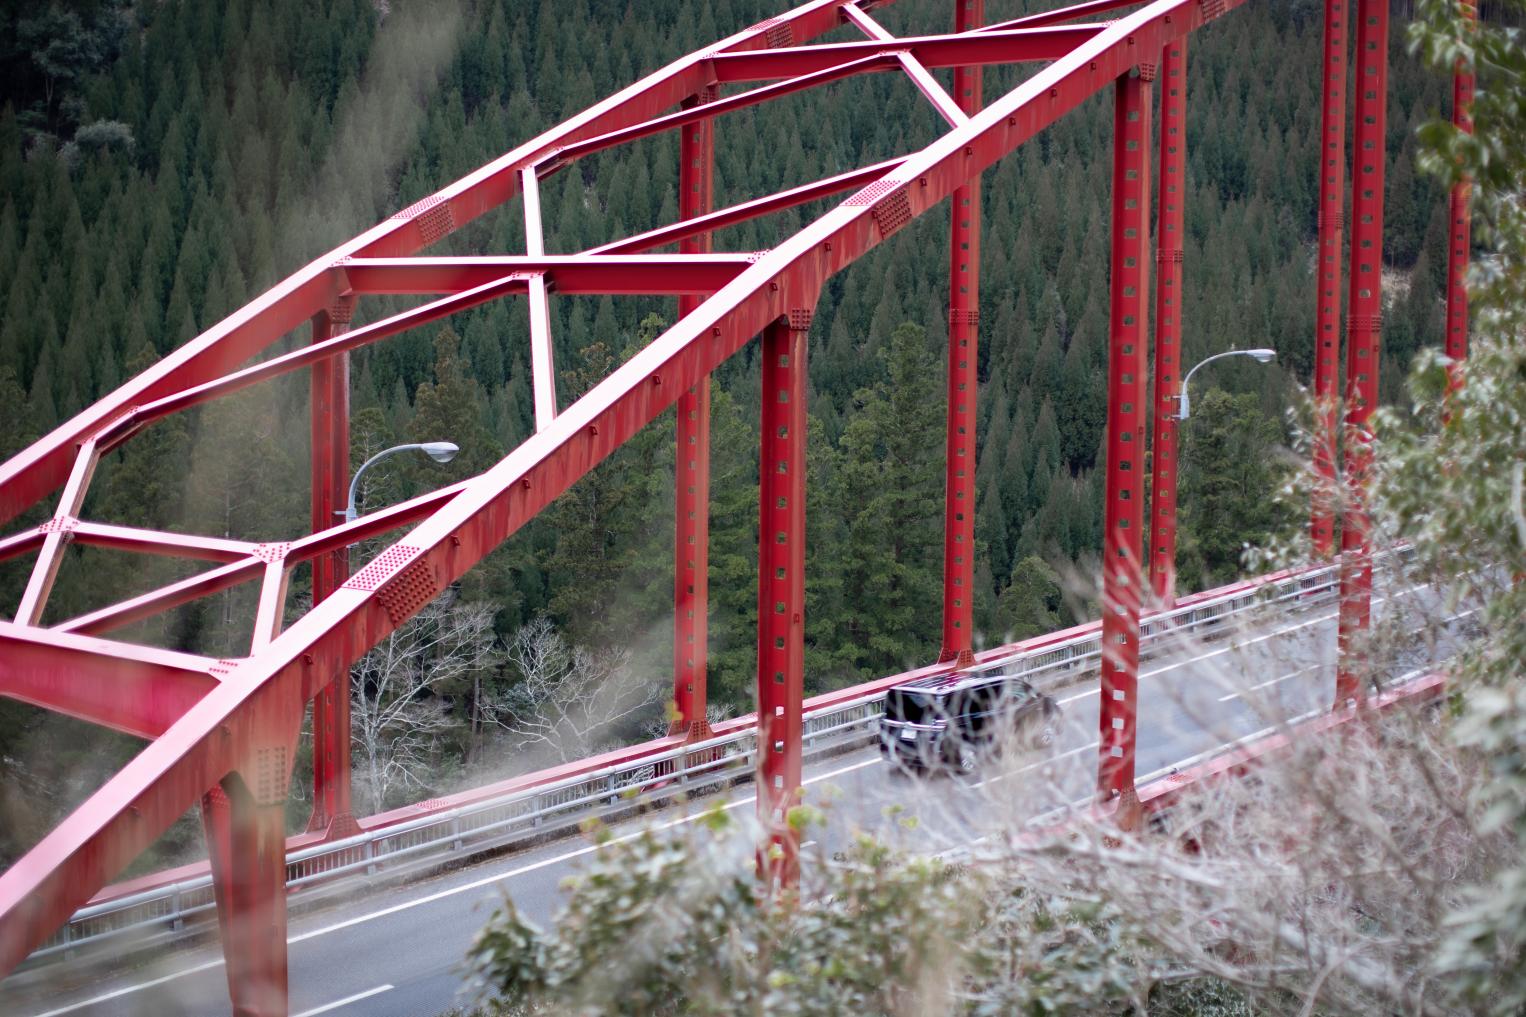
[1058,581,1433,707]
[1217,664,1320,703]
[28,959,228,1017]
[29,756,883,1016]
[292,984,394,1017]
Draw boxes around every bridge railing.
[29,553,1407,963]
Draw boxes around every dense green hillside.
[0,0,1451,859]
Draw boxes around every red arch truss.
[0,0,1255,1011]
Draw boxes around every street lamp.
[344,442,459,522]
[1178,348,1276,420]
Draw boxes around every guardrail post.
[673,85,718,744]
[170,886,183,932]
[452,815,463,852]
[1098,65,1152,826]
[758,309,810,888]
[364,837,376,877]
[939,0,984,667]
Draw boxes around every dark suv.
[878,674,1061,774]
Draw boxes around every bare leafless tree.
[352,597,501,813]
[482,616,663,764]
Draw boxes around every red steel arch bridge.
[0,0,1475,1013]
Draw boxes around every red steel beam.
[0,0,853,528]
[1149,40,1187,606]
[340,254,753,295]
[712,25,1102,82]
[757,312,810,887]
[553,54,898,166]
[0,622,217,739]
[97,275,527,453]
[939,0,984,666]
[1310,0,1350,558]
[53,558,264,637]
[307,303,354,836]
[587,158,903,256]
[1098,66,1152,810]
[986,0,1143,31]
[1444,0,1475,393]
[67,521,259,563]
[840,4,969,128]
[1335,0,1390,704]
[0,0,1245,986]
[14,442,99,626]
[672,88,717,741]
[202,768,294,1017]
[521,169,559,432]
[0,527,46,563]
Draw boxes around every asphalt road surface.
[5,577,1470,1017]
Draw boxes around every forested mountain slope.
[0,0,1451,858]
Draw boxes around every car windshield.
[885,689,942,725]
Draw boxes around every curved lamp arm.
[344,442,459,522]
[1179,348,1276,420]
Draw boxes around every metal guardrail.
[32,555,1401,962]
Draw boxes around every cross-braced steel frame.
[0,0,1464,1011]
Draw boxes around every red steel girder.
[14,442,98,626]
[521,170,560,432]
[0,0,1251,992]
[0,0,852,527]
[0,622,217,739]
[1445,0,1475,391]
[939,0,984,666]
[65,521,259,563]
[987,0,1146,31]
[96,275,528,453]
[712,25,1101,82]
[307,305,354,836]
[202,767,294,1016]
[589,158,904,256]
[1149,41,1187,606]
[553,53,898,167]
[339,254,752,295]
[52,558,265,637]
[1335,0,1390,704]
[1311,0,1350,558]
[672,89,718,741]
[1098,67,1152,806]
[757,313,810,887]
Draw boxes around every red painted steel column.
[1444,0,1475,393]
[673,87,717,740]
[939,0,984,666]
[202,775,290,1016]
[757,312,809,887]
[1099,68,1151,813]
[1149,41,1187,606]
[307,303,356,836]
[1311,0,1350,558]
[1335,0,1390,704]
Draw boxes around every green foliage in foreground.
[463,810,1153,1017]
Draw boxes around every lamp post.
[1178,348,1276,420]
[344,441,459,522]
